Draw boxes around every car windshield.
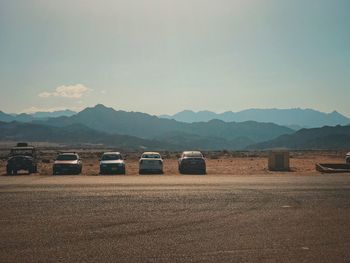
[184,152,203,158]
[142,154,161,159]
[10,149,34,156]
[101,154,122,160]
[56,154,78,161]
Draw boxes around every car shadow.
[3,171,34,176]
[99,173,127,176]
[52,173,82,176]
[139,172,164,175]
[179,172,206,175]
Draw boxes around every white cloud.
[38,92,51,98]
[38,84,92,99]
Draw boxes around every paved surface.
[0,175,350,262]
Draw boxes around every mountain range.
[160,108,350,129]
[248,125,350,150]
[0,104,349,150]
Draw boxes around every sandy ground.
[0,150,347,176]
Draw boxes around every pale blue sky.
[0,0,349,115]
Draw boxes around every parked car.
[53,152,82,175]
[346,152,350,164]
[178,151,206,174]
[139,152,163,174]
[6,143,38,175]
[100,152,126,175]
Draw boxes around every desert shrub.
[210,153,220,159]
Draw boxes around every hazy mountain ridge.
[248,125,350,150]
[31,110,76,119]
[0,110,76,122]
[160,108,350,128]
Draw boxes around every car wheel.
[139,169,143,174]
[7,168,12,176]
[13,170,17,175]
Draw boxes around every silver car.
[100,152,126,175]
[139,152,163,174]
[53,153,82,175]
[346,152,350,164]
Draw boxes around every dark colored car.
[6,143,38,175]
[100,152,126,175]
[53,153,82,175]
[178,151,206,174]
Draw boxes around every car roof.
[103,152,121,155]
[59,152,79,155]
[142,152,160,155]
[183,151,202,155]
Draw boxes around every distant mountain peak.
[178,109,195,114]
[330,110,340,115]
[94,103,108,109]
[80,104,115,114]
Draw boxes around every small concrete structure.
[268,150,290,171]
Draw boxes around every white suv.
[139,152,163,174]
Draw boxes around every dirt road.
[0,175,349,262]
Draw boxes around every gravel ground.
[0,175,349,262]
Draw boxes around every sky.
[0,0,349,116]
